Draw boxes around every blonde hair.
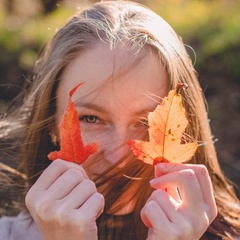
[6,1,240,238]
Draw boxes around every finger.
[77,192,105,219]
[156,163,215,206]
[33,159,88,191]
[150,169,203,208]
[153,165,217,226]
[164,187,181,203]
[59,179,97,209]
[147,189,183,223]
[141,200,170,229]
[46,167,86,199]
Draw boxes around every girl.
[0,1,239,239]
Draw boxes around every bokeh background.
[0,0,239,192]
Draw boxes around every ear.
[48,124,59,146]
[48,121,58,135]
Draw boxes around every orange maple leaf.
[48,83,98,164]
[128,84,198,165]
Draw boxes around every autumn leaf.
[128,84,198,165]
[48,83,98,164]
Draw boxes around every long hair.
[1,1,239,238]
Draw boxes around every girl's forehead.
[57,43,169,107]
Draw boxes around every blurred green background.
[0,0,239,190]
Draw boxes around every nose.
[102,127,132,166]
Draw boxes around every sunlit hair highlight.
[5,1,239,238]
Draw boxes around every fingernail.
[149,178,157,186]
[156,163,169,170]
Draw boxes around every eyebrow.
[135,108,155,116]
[75,100,157,116]
[75,101,108,114]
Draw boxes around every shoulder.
[0,212,41,240]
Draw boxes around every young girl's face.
[56,43,168,182]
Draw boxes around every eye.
[79,115,99,123]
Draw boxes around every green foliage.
[0,2,74,71]
[0,0,239,74]
[148,0,240,54]
[147,0,240,76]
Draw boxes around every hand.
[25,159,104,240]
[140,163,217,240]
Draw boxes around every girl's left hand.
[140,163,218,240]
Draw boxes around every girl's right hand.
[25,159,104,240]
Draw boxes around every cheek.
[81,124,149,147]
[81,144,108,180]
[131,126,149,141]
[81,124,110,146]
[82,152,100,174]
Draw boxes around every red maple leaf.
[48,83,98,164]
